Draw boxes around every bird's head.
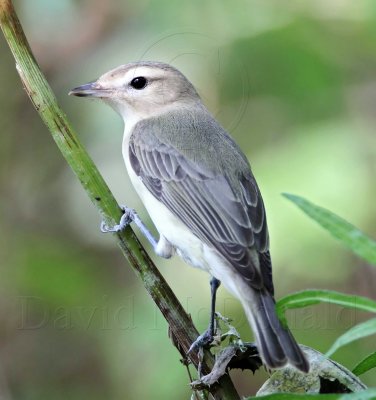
[69,61,201,120]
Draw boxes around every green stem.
[0,1,239,399]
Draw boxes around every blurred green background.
[1,0,376,398]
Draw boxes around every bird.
[69,61,309,372]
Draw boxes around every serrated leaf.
[276,289,376,326]
[283,193,376,266]
[245,388,376,399]
[352,351,376,376]
[326,317,376,357]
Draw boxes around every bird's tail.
[240,289,309,372]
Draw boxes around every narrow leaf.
[276,289,376,326]
[352,351,376,376]
[283,193,376,266]
[326,317,376,357]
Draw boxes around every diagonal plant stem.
[0,1,240,399]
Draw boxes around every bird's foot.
[100,206,159,250]
[188,329,217,354]
[100,205,135,233]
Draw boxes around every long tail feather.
[241,289,309,372]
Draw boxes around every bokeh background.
[1,0,376,398]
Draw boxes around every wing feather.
[129,110,272,292]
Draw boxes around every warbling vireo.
[69,61,309,372]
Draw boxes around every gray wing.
[129,113,273,293]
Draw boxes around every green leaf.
[353,351,376,376]
[276,289,376,327]
[246,389,376,399]
[326,317,376,357]
[283,193,376,266]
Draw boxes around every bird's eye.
[130,76,147,90]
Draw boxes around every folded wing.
[129,111,273,293]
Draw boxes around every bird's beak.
[68,81,112,98]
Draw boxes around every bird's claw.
[188,330,215,354]
[100,206,136,233]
